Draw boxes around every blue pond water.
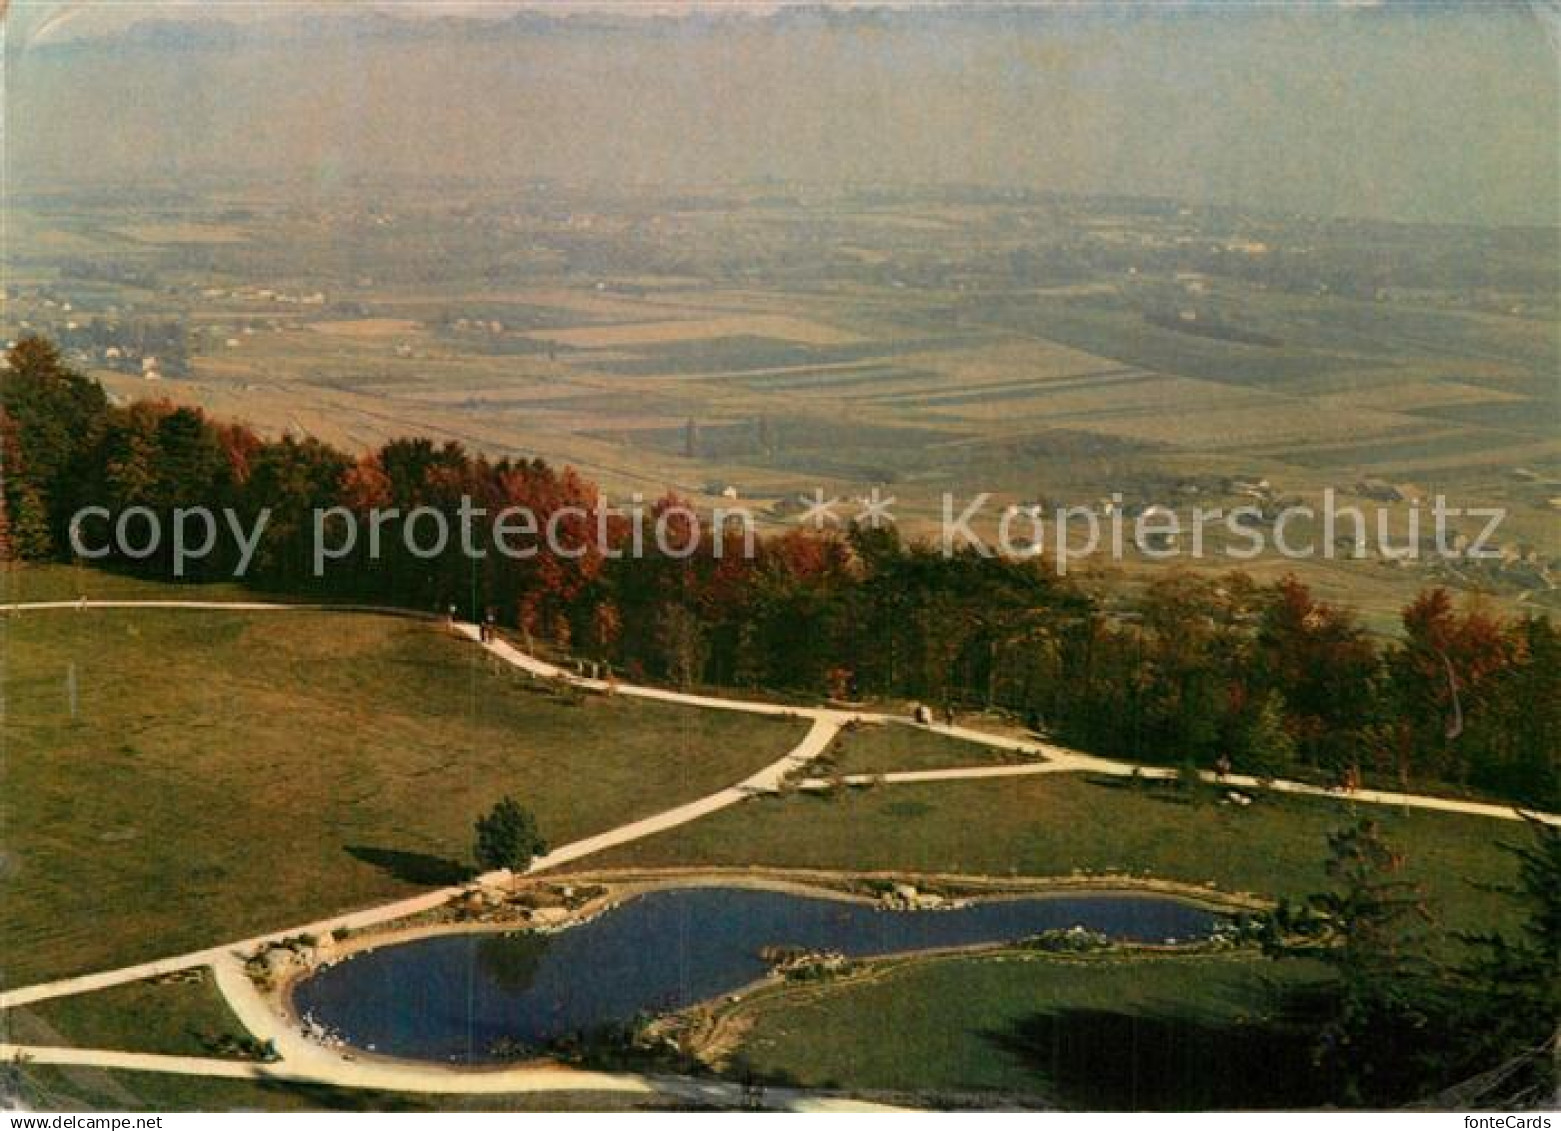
[293,886,1218,1063]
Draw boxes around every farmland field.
[9,187,1554,608]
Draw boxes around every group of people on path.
[448,603,499,644]
[1210,751,1361,794]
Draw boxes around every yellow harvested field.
[110,222,249,244]
[1082,404,1415,449]
[1313,377,1527,413]
[500,287,699,321]
[835,211,958,231]
[306,318,422,339]
[915,374,1243,421]
[527,314,861,349]
[397,383,587,405]
[923,374,1413,449]
[898,338,1127,385]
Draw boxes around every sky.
[6,1,1558,225]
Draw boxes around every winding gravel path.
[800,729,1560,826]
[1,596,1552,1102]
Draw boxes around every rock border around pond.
[258,869,1266,1075]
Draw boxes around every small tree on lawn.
[474,796,547,873]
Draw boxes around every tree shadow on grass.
[1078,773,1199,808]
[984,1006,1325,1110]
[345,845,473,886]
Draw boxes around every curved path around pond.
[2,600,1553,827]
[0,596,1554,1104]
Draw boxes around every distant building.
[1356,480,1424,504]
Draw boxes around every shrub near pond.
[758,945,853,981]
[1020,926,1113,953]
[203,1033,280,1062]
[545,1015,699,1075]
[486,1036,537,1062]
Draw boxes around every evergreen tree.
[473,796,547,873]
[1265,817,1437,1105]
[1449,818,1561,1106]
[1240,690,1297,781]
[0,335,109,555]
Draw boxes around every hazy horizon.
[7,1,1558,226]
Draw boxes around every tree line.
[3,335,1555,808]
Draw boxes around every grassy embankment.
[5,973,258,1060]
[1,584,804,986]
[816,722,1030,777]
[582,773,1527,939]
[723,951,1334,1109]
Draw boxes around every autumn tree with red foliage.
[3,338,1554,808]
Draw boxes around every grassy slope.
[821,722,1023,777]
[1,606,803,986]
[581,774,1526,938]
[730,952,1332,1108]
[0,564,260,605]
[5,973,257,1060]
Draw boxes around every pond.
[293,885,1221,1063]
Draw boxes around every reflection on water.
[294,886,1219,1063]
